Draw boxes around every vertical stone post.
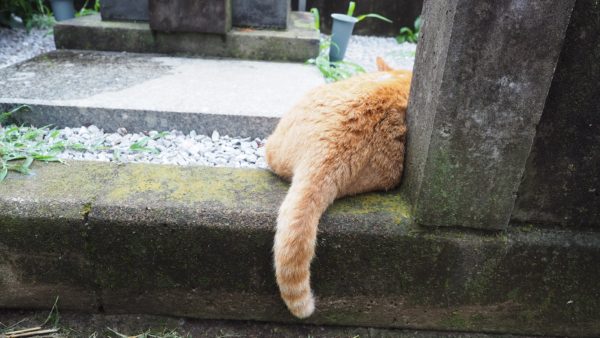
[402,0,575,230]
[512,0,600,229]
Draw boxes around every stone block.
[100,0,148,22]
[232,0,290,29]
[52,13,319,63]
[148,0,231,34]
[512,0,600,230]
[402,0,575,230]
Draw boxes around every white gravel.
[0,29,414,168]
[0,124,268,168]
[57,126,269,168]
[344,35,416,72]
[0,27,55,69]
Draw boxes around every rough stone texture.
[292,0,423,37]
[100,0,149,22]
[0,163,116,311]
[0,50,323,137]
[512,0,600,230]
[53,13,319,62]
[149,0,231,34]
[99,0,290,30]
[403,0,575,230]
[232,0,289,29]
[0,161,599,336]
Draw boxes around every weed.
[308,36,366,82]
[0,106,63,182]
[0,0,55,30]
[107,327,191,338]
[347,1,392,24]
[77,0,101,17]
[130,131,169,154]
[397,16,422,44]
[310,7,319,30]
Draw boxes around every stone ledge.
[0,50,324,137]
[54,13,319,62]
[0,161,599,336]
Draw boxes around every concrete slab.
[0,50,324,137]
[54,13,319,62]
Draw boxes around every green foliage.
[347,1,392,24]
[310,7,319,30]
[0,0,54,29]
[396,15,422,44]
[0,107,64,182]
[77,0,101,17]
[346,1,356,16]
[307,37,366,83]
[129,131,168,153]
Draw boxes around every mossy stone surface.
[0,161,599,336]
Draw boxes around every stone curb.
[0,161,599,336]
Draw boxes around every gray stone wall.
[100,0,290,30]
[232,0,290,29]
[512,0,600,230]
[100,0,149,22]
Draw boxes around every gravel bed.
[58,126,268,168]
[0,27,55,69]
[344,35,416,71]
[1,124,268,168]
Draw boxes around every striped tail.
[273,171,337,318]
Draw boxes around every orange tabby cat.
[265,58,412,318]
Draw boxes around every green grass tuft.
[307,37,366,82]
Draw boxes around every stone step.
[0,161,599,337]
[54,13,319,62]
[0,50,324,138]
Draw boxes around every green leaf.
[33,154,62,162]
[310,8,320,31]
[399,27,414,35]
[151,131,169,140]
[69,143,87,151]
[347,1,356,16]
[356,13,392,23]
[0,166,7,182]
[22,156,34,170]
[414,16,422,31]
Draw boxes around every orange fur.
[266,60,412,318]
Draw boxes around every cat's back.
[280,70,412,135]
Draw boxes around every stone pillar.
[402,0,575,230]
[512,0,600,230]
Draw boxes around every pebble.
[343,35,416,72]
[0,27,55,69]
[49,126,270,168]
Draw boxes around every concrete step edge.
[0,161,599,336]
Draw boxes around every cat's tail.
[274,169,337,318]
